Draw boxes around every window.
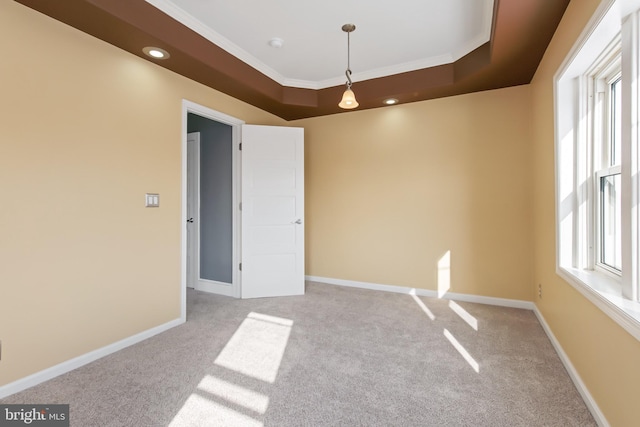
[555,0,640,340]
[590,51,621,274]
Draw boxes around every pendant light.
[338,24,359,109]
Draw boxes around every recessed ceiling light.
[268,38,284,48]
[142,46,170,59]
[384,98,398,105]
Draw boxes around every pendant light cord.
[345,30,353,89]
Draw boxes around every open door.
[241,125,304,298]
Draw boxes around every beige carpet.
[1,282,596,426]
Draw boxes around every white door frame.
[181,100,244,322]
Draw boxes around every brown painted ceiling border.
[14,0,570,121]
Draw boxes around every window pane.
[600,173,621,270]
[611,77,622,166]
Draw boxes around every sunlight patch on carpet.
[448,300,478,331]
[169,393,263,427]
[409,291,436,320]
[214,312,293,383]
[197,375,269,414]
[444,328,479,373]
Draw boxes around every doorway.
[180,100,305,322]
[187,115,234,295]
[181,101,243,322]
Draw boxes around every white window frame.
[590,52,622,275]
[554,0,640,341]
[596,166,622,274]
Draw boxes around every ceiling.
[145,0,495,89]
[15,0,570,121]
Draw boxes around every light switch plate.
[145,193,159,207]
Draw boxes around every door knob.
[187,218,194,223]
[293,219,302,224]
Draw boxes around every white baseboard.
[532,308,608,427]
[0,317,184,400]
[306,275,606,426]
[305,275,535,310]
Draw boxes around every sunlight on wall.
[197,375,269,414]
[169,393,263,427]
[448,300,478,331]
[438,251,451,297]
[214,312,293,383]
[444,329,480,373]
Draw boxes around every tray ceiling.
[15,0,570,120]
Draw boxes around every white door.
[241,125,304,298]
[186,132,200,288]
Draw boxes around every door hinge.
[239,262,242,271]
[239,142,242,151]
[239,202,242,211]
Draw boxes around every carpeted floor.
[1,282,596,426]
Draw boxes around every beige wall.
[0,1,285,386]
[293,86,533,300]
[530,1,640,425]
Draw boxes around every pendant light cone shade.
[339,88,359,109]
[338,24,358,109]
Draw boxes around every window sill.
[558,266,640,341]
